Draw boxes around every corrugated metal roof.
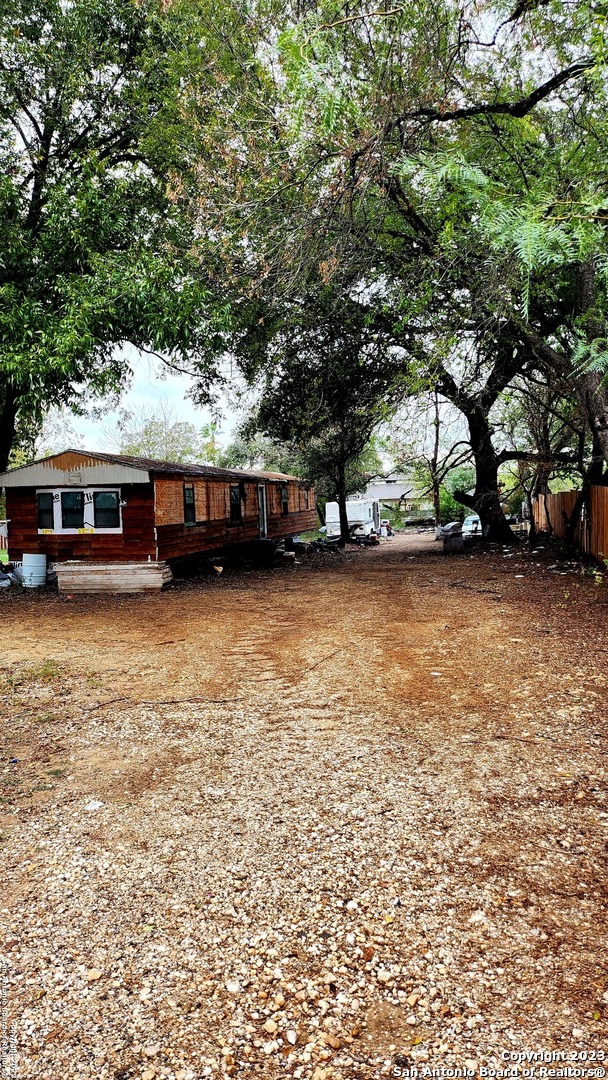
[0,449,302,488]
[72,450,299,482]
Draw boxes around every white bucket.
[22,553,47,587]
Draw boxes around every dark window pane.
[37,492,54,530]
[281,485,289,515]
[184,485,196,523]
[230,485,242,523]
[93,490,120,528]
[61,490,84,528]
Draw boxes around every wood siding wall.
[5,476,316,564]
[5,484,156,562]
[155,476,228,525]
[533,486,608,561]
[154,476,316,561]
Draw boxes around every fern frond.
[571,336,608,375]
[393,151,489,197]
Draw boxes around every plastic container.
[21,553,47,587]
[443,533,464,553]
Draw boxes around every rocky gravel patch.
[1,534,607,1079]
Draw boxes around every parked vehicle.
[462,514,482,537]
[325,499,380,538]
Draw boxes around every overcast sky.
[69,348,239,452]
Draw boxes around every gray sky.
[69,348,239,452]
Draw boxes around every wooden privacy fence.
[533,486,608,561]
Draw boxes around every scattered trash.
[311,536,343,553]
[287,536,312,555]
[84,800,105,811]
[351,532,380,546]
[0,563,24,587]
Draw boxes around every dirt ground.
[1,532,607,1080]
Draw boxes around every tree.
[297,435,384,531]
[0,0,220,470]
[216,427,298,474]
[5,406,81,466]
[236,287,412,540]
[33,408,80,459]
[440,464,476,524]
[181,0,608,541]
[383,392,472,525]
[103,399,220,464]
[495,370,605,547]
[198,422,224,467]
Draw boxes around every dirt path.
[1,534,607,1080]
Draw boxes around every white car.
[462,514,481,537]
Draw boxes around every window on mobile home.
[183,484,196,524]
[93,490,120,528]
[36,488,122,533]
[61,491,84,529]
[36,492,54,530]
[230,485,242,523]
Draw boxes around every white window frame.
[36,488,123,535]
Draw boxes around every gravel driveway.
[1,533,607,1079]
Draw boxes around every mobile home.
[0,450,316,591]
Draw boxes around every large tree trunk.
[0,385,21,472]
[431,393,441,526]
[432,478,441,527]
[563,489,585,554]
[525,488,537,546]
[574,370,608,469]
[455,408,516,543]
[336,465,350,542]
[572,260,608,468]
[563,433,605,552]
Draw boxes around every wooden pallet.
[54,561,173,593]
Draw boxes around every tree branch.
[307,7,405,35]
[394,60,595,126]
[497,449,577,465]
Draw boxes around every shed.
[0,450,316,590]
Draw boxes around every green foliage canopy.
[184,0,608,537]
[0,0,221,470]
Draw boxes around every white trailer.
[325,498,380,537]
